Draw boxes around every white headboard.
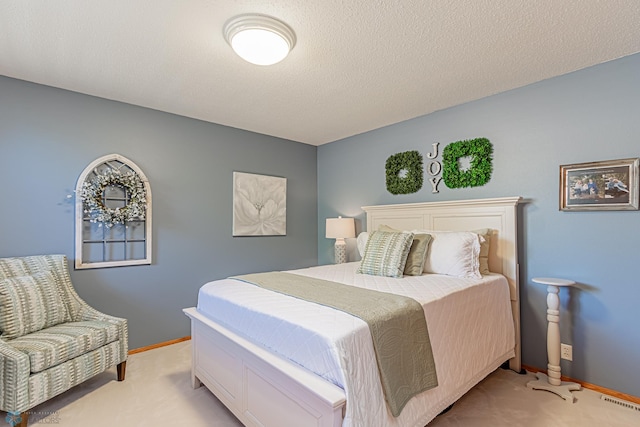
[362,196,522,371]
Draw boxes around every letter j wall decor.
[233,171,287,236]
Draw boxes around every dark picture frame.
[560,158,639,211]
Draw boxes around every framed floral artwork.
[559,158,639,211]
[233,172,287,236]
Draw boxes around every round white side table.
[526,277,581,402]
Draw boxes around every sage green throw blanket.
[232,271,438,416]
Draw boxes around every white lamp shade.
[224,14,296,66]
[326,217,355,239]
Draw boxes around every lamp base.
[334,240,347,264]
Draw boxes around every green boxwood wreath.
[385,150,423,195]
[442,138,493,188]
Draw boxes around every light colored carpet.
[6,341,639,426]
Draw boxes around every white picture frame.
[233,172,287,236]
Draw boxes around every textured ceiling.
[1,1,639,145]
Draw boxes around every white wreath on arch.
[80,168,146,228]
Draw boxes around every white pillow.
[414,230,482,279]
[356,231,369,258]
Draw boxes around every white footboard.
[183,307,346,427]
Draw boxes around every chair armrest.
[76,304,123,324]
[76,306,129,362]
[0,341,31,412]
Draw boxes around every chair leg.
[5,412,28,427]
[17,412,28,427]
[117,361,127,381]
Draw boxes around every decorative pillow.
[472,228,492,275]
[357,230,414,278]
[402,233,432,276]
[356,232,369,258]
[414,230,482,279]
[0,271,70,339]
[378,225,432,276]
[0,258,29,279]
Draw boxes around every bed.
[183,196,522,427]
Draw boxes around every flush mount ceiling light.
[223,14,296,66]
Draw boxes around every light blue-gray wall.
[318,53,640,397]
[0,76,318,349]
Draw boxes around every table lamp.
[325,216,355,264]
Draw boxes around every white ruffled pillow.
[356,232,369,258]
[414,230,482,279]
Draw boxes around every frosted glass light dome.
[224,14,296,66]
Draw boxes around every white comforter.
[197,262,515,427]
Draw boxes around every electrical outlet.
[561,343,573,361]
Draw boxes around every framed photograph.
[233,172,287,236]
[560,158,639,211]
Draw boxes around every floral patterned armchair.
[0,255,128,427]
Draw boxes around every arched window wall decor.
[75,154,152,269]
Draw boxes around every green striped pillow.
[377,225,432,276]
[357,230,414,278]
[0,271,70,339]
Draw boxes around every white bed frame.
[184,196,522,427]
